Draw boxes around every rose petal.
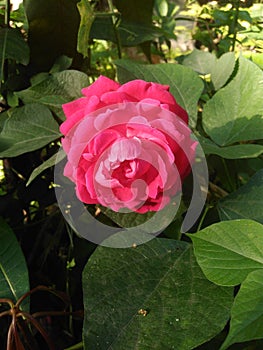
[81,76,120,97]
[108,138,142,163]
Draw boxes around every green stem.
[5,0,11,27]
[196,205,210,232]
[231,0,240,52]
[108,0,122,59]
[65,226,74,336]
[64,342,83,350]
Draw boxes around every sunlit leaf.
[183,50,235,90]
[220,269,263,350]
[197,135,263,159]
[77,0,95,57]
[189,220,263,286]
[115,59,203,127]
[202,56,263,146]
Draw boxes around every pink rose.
[60,76,197,213]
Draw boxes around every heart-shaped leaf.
[115,59,203,128]
[183,50,235,90]
[189,219,263,286]
[197,135,263,159]
[202,56,263,146]
[83,238,233,350]
[220,269,263,350]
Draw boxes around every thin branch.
[18,311,56,350]
[231,0,241,52]
[7,318,15,350]
[5,0,11,28]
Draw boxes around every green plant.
[0,1,262,349]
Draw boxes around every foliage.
[0,0,263,349]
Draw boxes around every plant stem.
[196,205,210,232]
[5,0,11,27]
[64,342,84,350]
[108,0,122,58]
[20,311,57,350]
[231,0,241,52]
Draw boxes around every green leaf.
[15,70,89,119]
[89,16,116,42]
[83,238,233,350]
[90,18,165,47]
[189,220,263,286]
[77,0,95,57]
[119,22,165,46]
[220,269,263,350]
[49,55,73,74]
[218,169,263,224]
[155,0,169,17]
[0,103,61,157]
[183,50,235,90]
[202,56,263,146]
[114,0,155,49]
[0,218,29,302]
[115,59,203,127]
[100,206,155,227]
[26,149,66,186]
[197,135,263,159]
[100,195,179,234]
[0,27,29,81]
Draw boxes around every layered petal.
[60,77,196,213]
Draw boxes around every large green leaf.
[197,135,263,159]
[220,269,263,350]
[0,27,29,81]
[90,18,167,47]
[0,103,61,157]
[189,220,263,286]
[15,70,89,119]
[190,220,263,349]
[218,169,263,223]
[183,50,236,90]
[202,56,263,146]
[83,238,233,350]
[0,218,29,302]
[115,59,203,127]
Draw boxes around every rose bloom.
[60,76,197,213]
